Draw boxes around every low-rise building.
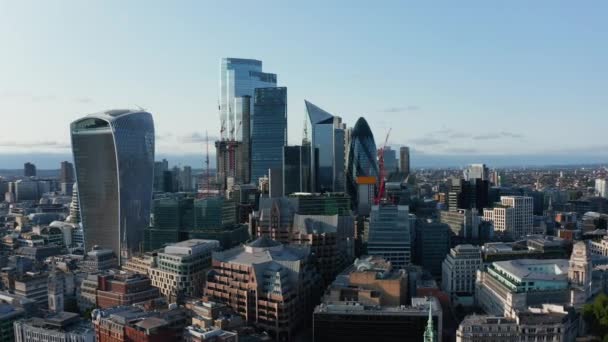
[92,305,188,342]
[14,311,95,342]
[456,315,518,342]
[95,270,161,309]
[79,246,118,273]
[183,326,238,342]
[313,296,441,342]
[456,304,578,342]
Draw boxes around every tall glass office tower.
[70,110,155,263]
[367,204,411,269]
[220,58,277,141]
[346,117,378,207]
[251,87,287,184]
[305,101,346,193]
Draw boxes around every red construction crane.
[374,128,391,204]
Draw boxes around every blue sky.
[1,1,607,168]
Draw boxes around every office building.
[79,246,119,273]
[250,87,287,183]
[306,100,347,193]
[14,312,95,342]
[456,315,518,342]
[149,239,219,299]
[0,303,25,342]
[382,146,398,173]
[441,245,482,305]
[283,145,311,195]
[414,219,450,277]
[482,235,571,263]
[255,197,294,243]
[289,193,356,267]
[447,177,489,214]
[399,146,410,177]
[59,161,74,183]
[14,272,49,308]
[456,305,578,342]
[14,180,39,201]
[92,306,188,342]
[596,178,608,198]
[94,270,161,309]
[483,196,533,239]
[367,204,411,268]
[312,297,441,342]
[154,159,169,192]
[205,237,320,341]
[219,58,277,141]
[346,117,378,213]
[23,162,36,177]
[474,248,593,316]
[292,214,339,285]
[181,166,193,192]
[463,163,489,181]
[71,109,155,262]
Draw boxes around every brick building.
[205,236,320,341]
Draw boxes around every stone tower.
[569,241,592,307]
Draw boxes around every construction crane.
[375,128,392,204]
[205,131,210,194]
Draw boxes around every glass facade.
[346,117,379,208]
[251,87,287,183]
[305,101,346,192]
[283,145,311,195]
[367,204,411,269]
[71,110,154,262]
[220,58,277,141]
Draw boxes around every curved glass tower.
[71,109,155,262]
[346,117,378,207]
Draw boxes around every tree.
[582,293,608,339]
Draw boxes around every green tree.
[582,293,608,339]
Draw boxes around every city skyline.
[1,1,607,168]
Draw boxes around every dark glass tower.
[346,117,379,208]
[71,109,155,262]
[305,101,346,192]
[251,87,287,184]
[283,145,311,195]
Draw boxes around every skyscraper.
[382,146,398,173]
[60,161,74,183]
[23,162,36,177]
[305,100,346,192]
[219,58,276,141]
[346,117,378,211]
[283,145,311,195]
[464,163,489,181]
[71,109,155,263]
[250,87,287,184]
[399,146,410,176]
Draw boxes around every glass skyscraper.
[219,58,277,141]
[70,109,155,263]
[305,101,346,193]
[367,204,411,269]
[283,145,311,195]
[346,117,379,208]
[251,87,287,183]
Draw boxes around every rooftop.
[492,259,569,282]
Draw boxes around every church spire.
[424,301,436,342]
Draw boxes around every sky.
[1,1,607,168]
